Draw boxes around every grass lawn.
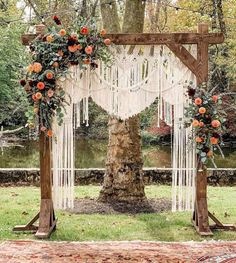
[0,185,236,241]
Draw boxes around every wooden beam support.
[21,32,224,46]
[166,43,200,79]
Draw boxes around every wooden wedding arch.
[13,23,236,239]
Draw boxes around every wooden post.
[35,132,56,239]
[13,132,56,238]
[192,23,213,236]
[192,24,236,235]
[13,24,56,239]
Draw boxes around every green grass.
[0,185,236,241]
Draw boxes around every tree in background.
[98,0,146,202]
[0,1,29,127]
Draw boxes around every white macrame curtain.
[52,44,197,211]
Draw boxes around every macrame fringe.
[51,44,197,211]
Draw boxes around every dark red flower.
[70,61,79,65]
[20,79,26,86]
[187,87,196,97]
[52,15,61,25]
[212,133,220,138]
[67,36,76,46]
[28,80,34,87]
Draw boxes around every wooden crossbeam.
[21,32,224,46]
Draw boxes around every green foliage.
[0,23,29,126]
[23,16,112,134]
[0,185,235,241]
[185,83,227,165]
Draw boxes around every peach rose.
[76,44,82,50]
[192,119,199,127]
[68,45,77,53]
[46,71,54,79]
[210,137,218,144]
[46,35,54,42]
[199,121,204,127]
[35,92,42,100]
[37,82,45,90]
[211,120,221,128]
[33,62,42,73]
[85,46,93,54]
[52,62,59,67]
[104,38,111,46]
[195,137,203,143]
[100,29,106,36]
[199,107,206,114]
[27,64,34,73]
[212,95,218,102]
[194,98,202,106]
[59,29,66,37]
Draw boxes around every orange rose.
[195,137,203,143]
[59,29,66,37]
[35,92,42,100]
[33,62,42,73]
[207,151,213,157]
[37,82,45,90]
[194,98,202,106]
[85,46,93,54]
[47,130,53,137]
[100,29,106,36]
[199,121,204,127]
[32,94,37,101]
[104,38,111,46]
[80,26,89,35]
[58,50,64,57]
[76,44,82,50]
[192,119,199,127]
[68,45,77,53]
[212,95,218,102]
[211,120,221,128]
[46,71,54,79]
[210,137,218,144]
[83,59,90,65]
[46,35,54,42]
[199,107,206,114]
[53,62,59,67]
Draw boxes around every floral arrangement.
[185,83,227,166]
[20,16,112,137]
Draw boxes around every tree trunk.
[99,0,146,202]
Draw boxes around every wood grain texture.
[21,32,224,46]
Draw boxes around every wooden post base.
[192,209,213,236]
[192,210,236,236]
[13,213,39,233]
[35,199,57,239]
[13,199,57,239]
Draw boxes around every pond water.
[0,139,236,168]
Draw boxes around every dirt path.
[1,240,236,262]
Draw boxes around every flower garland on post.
[185,82,227,167]
[20,16,112,137]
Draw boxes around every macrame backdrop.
[52,45,197,211]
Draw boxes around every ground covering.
[0,185,235,241]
